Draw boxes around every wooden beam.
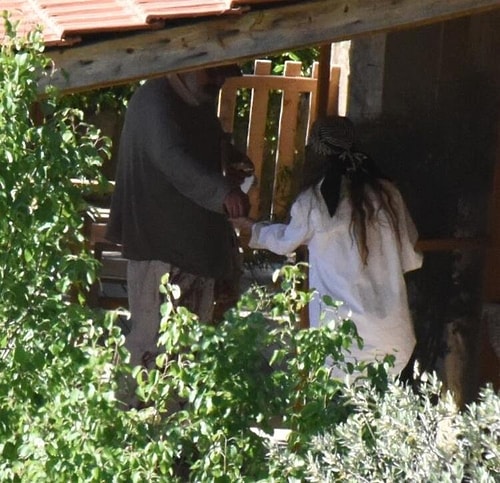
[415,238,485,252]
[40,0,500,93]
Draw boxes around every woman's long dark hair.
[345,152,401,265]
[303,116,402,265]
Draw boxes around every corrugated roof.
[1,0,288,47]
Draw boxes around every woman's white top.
[249,179,423,374]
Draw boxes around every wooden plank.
[253,59,273,76]
[312,51,341,120]
[39,0,500,93]
[218,83,238,133]
[219,75,318,92]
[327,66,341,116]
[415,238,485,252]
[245,60,272,220]
[89,222,110,246]
[308,62,319,133]
[272,61,303,219]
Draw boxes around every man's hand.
[221,138,255,187]
[230,217,255,237]
[225,163,253,187]
[223,188,250,218]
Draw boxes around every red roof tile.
[1,0,288,47]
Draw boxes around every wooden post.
[327,66,341,116]
[315,44,332,120]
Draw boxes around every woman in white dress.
[233,116,423,375]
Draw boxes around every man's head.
[181,64,241,104]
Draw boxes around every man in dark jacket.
[106,65,250,399]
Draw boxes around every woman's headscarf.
[307,116,380,217]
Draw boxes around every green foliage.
[269,373,499,482]
[129,264,499,482]
[0,16,164,482]
[241,49,319,77]
[1,20,498,482]
[133,264,393,480]
[59,84,137,118]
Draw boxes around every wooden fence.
[219,59,340,221]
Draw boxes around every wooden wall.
[347,10,500,405]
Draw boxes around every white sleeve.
[249,195,313,255]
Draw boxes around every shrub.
[135,266,499,482]
[1,15,498,483]
[136,264,377,481]
[268,372,499,482]
[0,16,164,482]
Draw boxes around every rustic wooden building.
[2,0,499,405]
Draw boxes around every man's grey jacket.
[106,78,236,279]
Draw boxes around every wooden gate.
[219,59,340,221]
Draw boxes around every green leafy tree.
[0,16,167,482]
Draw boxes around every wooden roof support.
[39,0,500,93]
[315,43,332,120]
